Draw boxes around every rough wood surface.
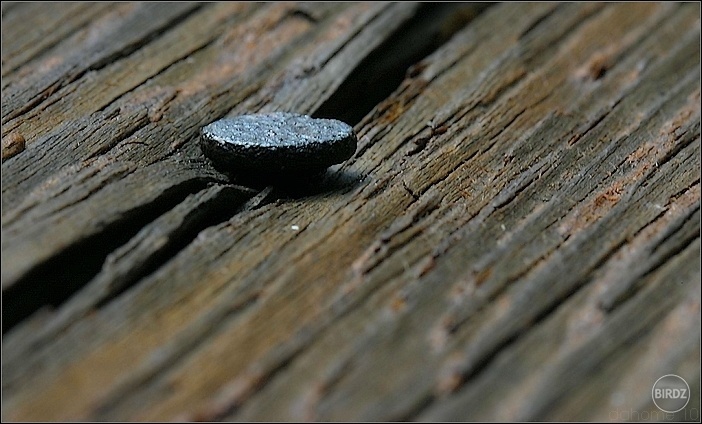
[2,2,700,421]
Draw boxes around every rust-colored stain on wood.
[1,131,25,161]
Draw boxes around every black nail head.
[200,112,357,174]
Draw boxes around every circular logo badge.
[652,374,690,413]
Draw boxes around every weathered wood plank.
[1,2,417,287]
[1,2,204,121]
[1,2,699,422]
[1,2,118,77]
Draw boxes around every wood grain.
[2,2,699,421]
